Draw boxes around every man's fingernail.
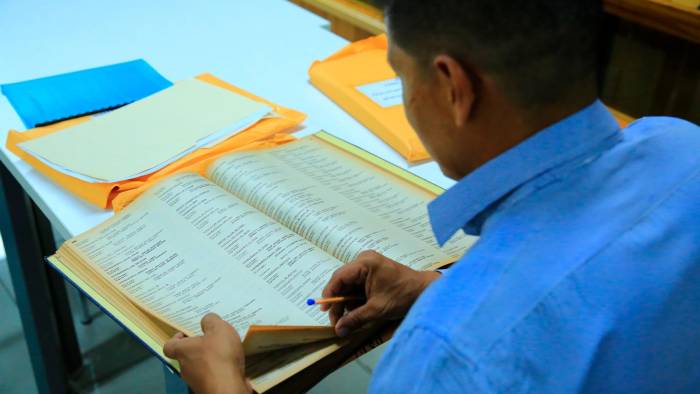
[337,327,349,337]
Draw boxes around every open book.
[49,131,476,392]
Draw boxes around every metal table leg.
[32,201,83,375]
[78,293,94,325]
[0,163,82,393]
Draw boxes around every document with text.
[50,131,476,392]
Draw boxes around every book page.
[247,339,344,393]
[244,326,336,356]
[65,173,338,336]
[207,137,475,270]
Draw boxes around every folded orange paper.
[6,73,303,210]
[309,34,429,163]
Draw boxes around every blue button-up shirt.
[370,100,700,393]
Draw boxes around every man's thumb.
[201,312,223,334]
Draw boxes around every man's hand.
[321,250,440,337]
[163,313,251,394]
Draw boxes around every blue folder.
[1,59,172,128]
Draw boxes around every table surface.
[0,0,454,242]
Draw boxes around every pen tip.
[306,299,315,306]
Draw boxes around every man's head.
[376,0,602,179]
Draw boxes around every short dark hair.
[376,0,602,108]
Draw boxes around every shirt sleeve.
[369,327,487,393]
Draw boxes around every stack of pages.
[49,132,477,392]
[18,79,272,183]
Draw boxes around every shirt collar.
[428,99,621,245]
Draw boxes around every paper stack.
[18,79,272,183]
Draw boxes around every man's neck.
[451,95,598,179]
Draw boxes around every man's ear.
[433,55,476,128]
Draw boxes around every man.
[164,0,700,392]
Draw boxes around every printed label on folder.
[356,78,403,108]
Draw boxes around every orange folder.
[5,73,303,211]
[309,34,430,164]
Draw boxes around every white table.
[0,1,454,392]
